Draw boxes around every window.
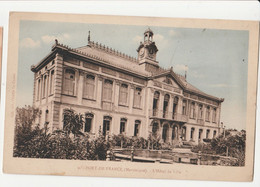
[85,113,94,132]
[102,79,113,102]
[182,100,187,115]
[172,96,179,119]
[49,70,54,95]
[190,102,196,119]
[198,129,203,140]
[163,94,170,118]
[84,74,95,99]
[120,118,127,134]
[42,75,47,98]
[119,84,128,106]
[198,104,203,119]
[63,69,75,95]
[213,130,217,138]
[190,128,195,140]
[134,120,141,136]
[206,129,210,139]
[37,79,41,100]
[212,108,217,123]
[152,91,160,116]
[133,87,142,108]
[205,106,210,121]
[45,110,49,123]
[103,116,112,136]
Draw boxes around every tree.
[63,108,84,137]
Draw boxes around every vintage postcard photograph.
[3,12,259,181]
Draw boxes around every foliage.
[147,132,162,150]
[191,129,246,166]
[63,108,84,137]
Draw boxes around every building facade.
[31,29,224,145]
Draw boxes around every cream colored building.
[31,29,224,145]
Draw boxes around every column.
[186,126,191,141]
[114,80,120,109]
[158,91,164,118]
[129,84,135,113]
[77,70,84,105]
[97,75,103,108]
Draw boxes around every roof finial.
[88,31,90,42]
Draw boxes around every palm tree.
[63,108,84,137]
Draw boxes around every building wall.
[32,50,223,144]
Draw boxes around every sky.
[17,20,249,130]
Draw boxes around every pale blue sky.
[17,20,249,130]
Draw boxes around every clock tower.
[137,28,159,72]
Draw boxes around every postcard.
[3,12,259,181]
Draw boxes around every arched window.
[103,116,112,136]
[205,106,210,121]
[120,118,127,134]
[85,113,94,132]
[163,94,170,118]
[190,102,196,119]
[84,74,95,99]
[102,79,113,102]
[206,129,210,139]
[190,128,195,140]
[198,104,203,119]
[37,79,41,100]
[213,130,217,138]
[45,109,49,123]
[172,96,179,119]
[152,91,160,116]
[134,120,141,136]
[133,87,142,108]
[63,69,75,95]
[42,75,47,98]
[119,83,128,106]
[49,70,54,95]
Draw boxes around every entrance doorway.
[162,124,169,143]
[103,116,112,136]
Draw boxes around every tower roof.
[144,27,153,35]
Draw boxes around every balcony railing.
[149,109,188,123]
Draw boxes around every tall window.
[134,120,141,136]
[198,104,203,119]
[213,130,217,138]
[85,113,94,132]
[37,79,41,100]
[212,108,217,123]
[120,118,127,134]
[163,94,170,118]
[42,75,47,98]
[49,70,54,95]
[119,84,128,106]
[103,116,112,136]
[190,102,196,119]
[152,91,160,116]
[84,74,95,99]
[63,69,75,95]
[190,128,195,140]
[103,79,113,102]
[172,96,179,119]
[182,100,187,115]
[133,87,142,108]
[205,106,210,121]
